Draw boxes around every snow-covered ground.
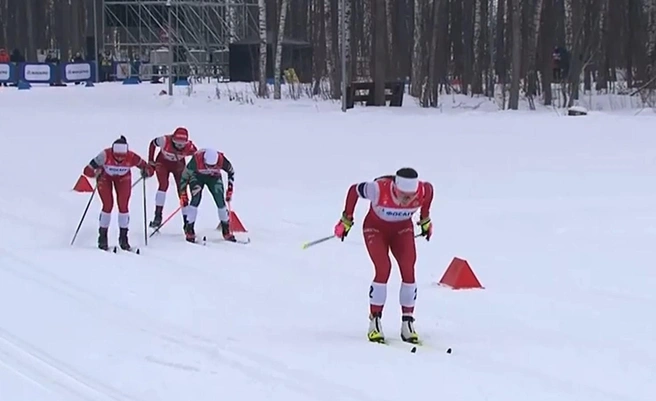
[0,82,654,401]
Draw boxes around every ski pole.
[149,204,182,238]
[131,176,143,189]
[301,235,335,249]
[70,183,98,246]
[142,175,148,246]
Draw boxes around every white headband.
[395,175,418,193]
[113,143,128,153]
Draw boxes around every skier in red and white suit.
[147,127,197,229]
[333,167,434,344]
[83,136,154,251]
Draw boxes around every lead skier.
[333,167,434,344]
[83,136,154,250]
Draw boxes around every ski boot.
[184,221,196,243]
[149,206,163,228]
[118,228,132,251]
[182,214,189,231]
[367,312,385,343]
[98,227,109,251]
[400,315,420,344]
[219,221,237,242]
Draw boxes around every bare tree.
[324,0,340,98]
[258,0,268,98]
[508,0,522,109]
[425,0,442,107]
[372,0,387,105]
[410,0,427,98]
[525,0,545,109]
[273,0,289,99]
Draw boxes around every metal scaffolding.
[102,0,259,79]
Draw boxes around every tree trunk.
[525,0,544,108]
[373,0,387,105]
[540,0,555,105]
[324,0,339,98]
[472,0,485,95]
[273,0,289,99]
[257,0,268,98]
[426,0,443,107]
[344,0,352,84]
[508,0,521,109]
[410,0,426,97]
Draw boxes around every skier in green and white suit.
[178,148,237,243]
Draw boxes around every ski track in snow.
[0,83,655,401]
[0,243,394,401]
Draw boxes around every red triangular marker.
[438,257,484,289]
[228,209,247,232]
[218,203,247,233]
[72,175,94,192]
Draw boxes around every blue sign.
[0,62,16,83]
[61,62,96,83]
[20,63,56,83]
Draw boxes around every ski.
[370,338,422,347]
[186,235,250,246]
[369,336,450,354]
[98,246,141,254]
[120,246,141,254]
[226,237,250,245]
[370,339,413,353]
[201,235,250,245]
[372,338,450,354]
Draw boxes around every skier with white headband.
[82,136,154,251]
[333,167,434,344]
[178,148,237,243]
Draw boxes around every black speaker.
[85,36,96,60]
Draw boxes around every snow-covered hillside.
[0,82,654,401]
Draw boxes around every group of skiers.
[81,129,434,345]
[82,128,237,251]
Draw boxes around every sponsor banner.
[63,62,92,82]
[0,63,12,82]
[23,63,52,82]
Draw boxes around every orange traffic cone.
[72,175,94,192]
[218,202,247,233]
[438,257,484,290]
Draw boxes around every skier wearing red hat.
[147,127,198,229]
[83,136,155,251]
[333,167,434,344]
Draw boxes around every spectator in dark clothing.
[100,51,113,82]
[44,52,63,86]
[552,46,570,82]
[72,52,85,84]
[72,52,84,63]
[9,49,24,63]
